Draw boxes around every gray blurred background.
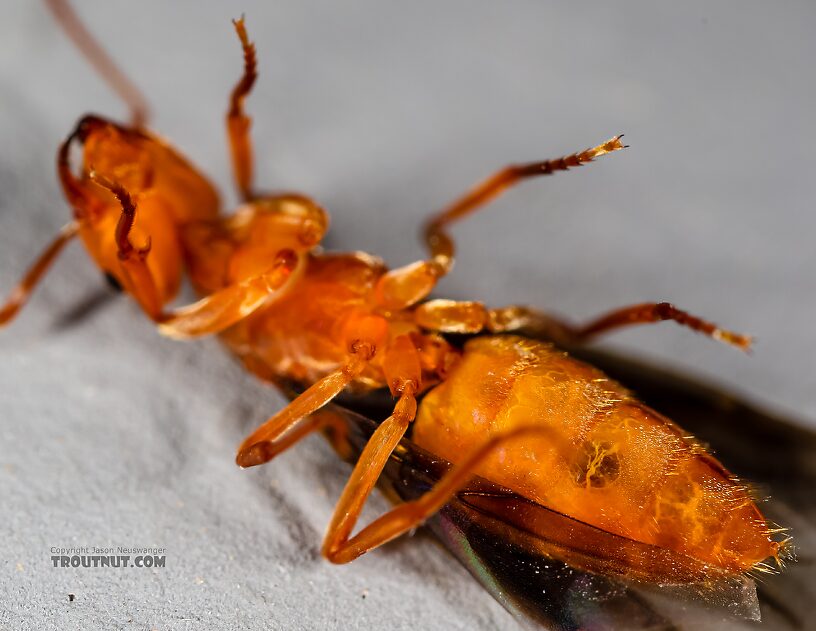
[1,1,814,629]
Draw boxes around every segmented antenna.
[44,0,150,127]
[227,16,259,202]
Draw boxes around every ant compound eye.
[103,271,123,292]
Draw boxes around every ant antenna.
[227,16,258,202]
[44,0,150,127]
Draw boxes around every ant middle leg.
[413,299,752,351]
[374,136,626,312]
[322,386,417,563]
[320,335,424,562]
[227,17,259,202]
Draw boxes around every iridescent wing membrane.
[323,342,815,631]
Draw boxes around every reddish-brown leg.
[413,299,752,351]
[227,17,258,202]
[157,254,299,338]
[323,423,558,564]
[321,335,423,562]
[89,173,302,337]
[374,137,626,312]
[240,409,352,465]
[0,221,79,327]
[44,0,149,127]
[522,302,753,350]
[235,326,406,472]
[235,356,368,468]
[322,386,417,563]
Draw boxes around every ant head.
[58,115,221,306]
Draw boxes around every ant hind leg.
[413,299,752,351]
[234,315,389,468]
[374,136,626,312]
[321,335,422,562]
[522,302,753,350]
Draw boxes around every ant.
[1,0,783,576]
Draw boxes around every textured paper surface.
[1,2,814,629]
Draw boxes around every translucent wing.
[315,344,814,630]
[575,347,815,629]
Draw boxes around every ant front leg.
[0,221,79,327]
[234,355,369,467]
[156,253,299,339]
[374,136,625,312]
[414,299,752,351]
[90,174,300,338]
[235,314,388,467]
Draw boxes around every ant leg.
[512,302,753,350]
[236,335,395,469]
[413,299,752,351]
[227,17,258,202]
[413,299,490,333]
[424,136,626,272]
[236,314,388,467]
[321,335,422,562]
[44,0,149,127]
[323,423,556,564]
[239,409,351,466]
[322,387,417,563]
[235,356,369,468]
[374,136,626,312]
[156,250,299,338]
[0,221,79,327]
[310,409,353,461]
[90,173,300,337]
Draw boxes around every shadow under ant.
[50,274,122,332]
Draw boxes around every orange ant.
[1,0,785,578]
